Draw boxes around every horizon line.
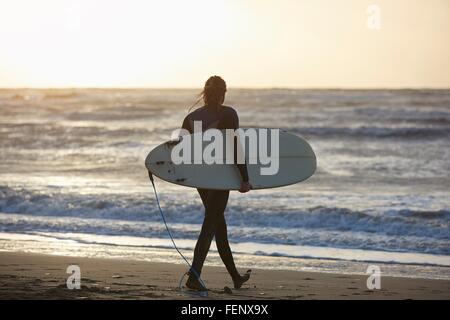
[1,86,449,91]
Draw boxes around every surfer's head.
[202,76,227,107]
[188,76,227,112]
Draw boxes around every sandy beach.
[0,251,448,300]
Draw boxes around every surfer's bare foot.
[233,269,252,289]
[186,275,207,291]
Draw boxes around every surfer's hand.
[239,181,252,193]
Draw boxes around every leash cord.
[148,171,208,294]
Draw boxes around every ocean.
[0,88,449,279]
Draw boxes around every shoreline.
[1,232,449,281]
[0,251,449,300]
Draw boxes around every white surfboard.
[145,128,316,190]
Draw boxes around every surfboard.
[145,128,316,190]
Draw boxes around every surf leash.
[147,171,208,297]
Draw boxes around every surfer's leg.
[189,190,227,281]
[186,189,216,290]
[214,207,239,278]
[198,189,239,278]
[215,206,252,289]
[197,188,209,207]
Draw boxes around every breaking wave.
[0,187,448,254]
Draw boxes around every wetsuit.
[181,105,248,281]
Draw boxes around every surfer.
[181,76,252,291]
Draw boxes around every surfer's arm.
[228,108,249,184]
[233,138,249,183]
[234,139,251,192]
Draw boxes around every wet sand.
[0,251,448,300]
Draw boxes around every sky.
[0,0,449,88]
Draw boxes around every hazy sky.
[0,0,449,88]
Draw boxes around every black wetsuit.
[182,105,248,280]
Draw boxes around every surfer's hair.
[189,76,227,112]
[202,75,227,106]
